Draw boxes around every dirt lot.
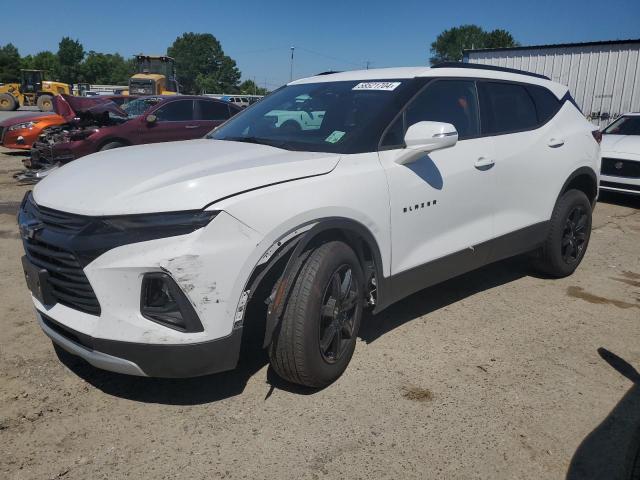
[0,145,639,480]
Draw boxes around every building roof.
[464,38,640,54]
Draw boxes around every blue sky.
[2,0,639,89]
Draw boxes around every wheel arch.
[97,137,132,150]
[242,217,387,349]
[559,166,598,207]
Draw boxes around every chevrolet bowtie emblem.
[19,219,44,240]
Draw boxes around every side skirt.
[377,221,549,310]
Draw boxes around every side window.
[198,100,230,121]
[478,82,537,135]
[154,100,194,121]
[526,85,562,124]
[405,80,480,140]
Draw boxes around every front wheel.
[269,241,364,388]
[532,189,592,277]
[37,94,53,112]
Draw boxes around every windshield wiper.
[222,136,291,149]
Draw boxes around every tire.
[0,93,17,111]
[269,241,364,387]
[532,189,592,277]
[37,95,53,112]
[99,142,125,151]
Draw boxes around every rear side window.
[526,85,562,124]
[478,82,537,135]
[198,100,231,121]
[154,100,194,121]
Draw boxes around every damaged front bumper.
[28,141,78,168]
[21,204,264,377]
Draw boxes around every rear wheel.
[532,189,592,277]
[269,241,364,387]
[37,95,53,112]
[0,93,17,111]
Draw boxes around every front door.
[378,79,496,281]
[139,99,198,143]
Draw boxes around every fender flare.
[261,217,386,347]
[559,166,598,205]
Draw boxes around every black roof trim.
[431,62,550,80]
[315,70,342,76]
[464,38,640,54]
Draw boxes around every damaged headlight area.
[91,210,220,238]
[141,272,204,332]
[8,121,39,131]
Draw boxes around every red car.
[0,96,135,150]
[29,94,241,168]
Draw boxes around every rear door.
[139,99,198,143]
[478,81,565,238]
[195,99,234,133]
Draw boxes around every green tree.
[429,25,519,64]
[57,37,84,84]
[237,79,268,96]
[21,51,60,76]
[0,43,21,83]
[81,51,130,84]
[167,33,241,94]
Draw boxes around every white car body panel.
[33,139,340,215]
[20,65,600,378]
[600,126,640,195]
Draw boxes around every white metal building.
[464,39,640,126]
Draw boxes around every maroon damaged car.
[28,95,241,168]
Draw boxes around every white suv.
[19,64,601,387]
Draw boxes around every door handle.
[474,156,495,171]
[185,125,201,129]
[548,137,565,148]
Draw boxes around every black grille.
[24,237,101,315]
[21,196,100,315]
[29,201,91,233]
[601,157,640,179]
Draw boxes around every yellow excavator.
[126,55,179,96]
[0,69,70,111]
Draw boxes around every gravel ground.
[0,145,639,480]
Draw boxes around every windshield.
[603,115,640,135]
[121,97,163,117]
[208,80,410,153]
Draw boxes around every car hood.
[0,112,57,127]
[33,139,340,215]
[53,94,128,123]
[601,134,640,155]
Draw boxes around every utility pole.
[290,46,295,82]
[253,76,257,95]
[366,60,371,70]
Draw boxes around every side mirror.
[146,114,157,124]
[396,121,458,165]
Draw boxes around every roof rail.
[431,62,550,80]
[315,70,342,76]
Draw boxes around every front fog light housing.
[141,273,204,333]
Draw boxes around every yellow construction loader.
[126,55,179,96]
[0,70,71,111]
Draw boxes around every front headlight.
[94,210,219,235]
[8,121,39,131]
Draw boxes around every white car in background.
[600,113,640,195]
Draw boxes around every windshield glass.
[121,97,163,117]
[603,115,640,135]
[208,80,410,153]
